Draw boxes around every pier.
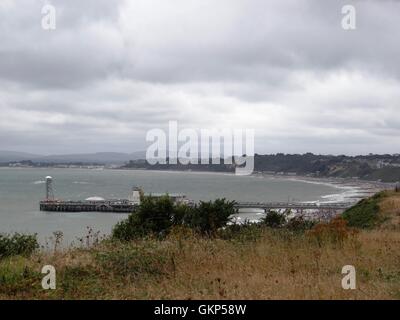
[39,176,354,213]
[234,201,353,211]
[40,199,138,213]
[40,199,353,213]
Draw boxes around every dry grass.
[0,226,399,300]
[1,192,400,300]
[379,191,400,230]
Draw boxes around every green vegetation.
[0,256,40,296]
[95,242,172,279]
[185,199,235,235]
[0,233,39,260]
[285,215,316,232]
[1,192,400,299]
[342,192,386,228]
[260,210,316,232]
[112,197,235,240]
[262,210,286,228]
[363,167,400,183]
[1,214,399,299]
[112,196,178,240]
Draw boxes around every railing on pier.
[39,199,353,213]
[233,201,353,210]
[39,199,138,213]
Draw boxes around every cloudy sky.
[0,0,399,155]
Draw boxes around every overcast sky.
[0,0,399,155]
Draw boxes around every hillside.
[1,192,399,300]
[0,151,146,165]
[342,190,400,229]
[0,151,41,162]
[124,153,400,182]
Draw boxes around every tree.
[262,210,286,228]
[113,196,176,240]
[187,199,235,235]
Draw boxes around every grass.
[342,191,386,228]
[0,233,39,259]
[342,190,400,229]
[0,192,399,300]
[0,225,399,299]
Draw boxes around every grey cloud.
[0,0,399,155]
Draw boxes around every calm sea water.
[0,168,344,245]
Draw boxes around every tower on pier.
[45,176,54,201]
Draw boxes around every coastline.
[1,166,391,205]
[255,173,392,204]
[113,167,391,204]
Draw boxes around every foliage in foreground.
[1,191,400,299]
[113,195,319,242]
[0,233,39,260]
[261,210,316,232]
[1,221,399,299]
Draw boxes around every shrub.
[113,196,236,240]
[219,221,264,242]
[186,199,236,235]
[286,216,316,232]
[113,196,177,241]
[307,216,357,247]
[262,210,286,228]
[0,233,39,259]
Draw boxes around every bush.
[286,216,316,232]
[260,210,316,232]
[113,196,177,241]
[0,233,39,259]
[186,199,236,235]
[307,216,357,247]
[219,221,264,242]
[262,210,286,228]
[113,196,236,240]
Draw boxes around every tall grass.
[0,222,399,300]
[1,192,399,299]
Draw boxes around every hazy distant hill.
[34,151,146,164]
[0,151,146,164]
[0,150,41,162]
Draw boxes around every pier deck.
[40,199,353,213]
[234,201,352,210]
[40,200,138,213]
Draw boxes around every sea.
[0,167,363,246]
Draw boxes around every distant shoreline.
[2,165,394,188]
[113,166,394,194]
[1,166,392,205]
[255,173,391,204]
